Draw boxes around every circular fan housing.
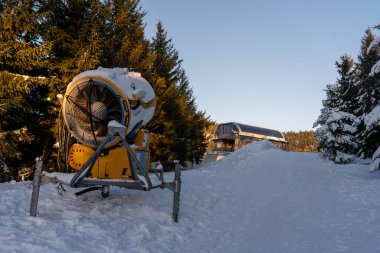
[63,76,129,148]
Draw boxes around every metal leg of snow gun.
[30,157,43,217]
[172,163,181,222]
[155,161,181,222]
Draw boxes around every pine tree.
[363,105,380,163]
[40,0,105,84]
[102,0,154,75]
[314,110,358,163]
[283,131,318,152]
[0,1,51,75]
[0,0,210,179]
[149,21,183,166]
[370,144,380,172]
[365,29,380,169]
[314,28,380,164]
[177,69,210,164]
[149,21,210,166]
[314,55,358,162]
[0,0,55,179]
[355,29,380,158]
[335,55,358,113]
[356,29,380,115]
[313,83,340,130]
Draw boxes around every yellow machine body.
[68,129,150,179]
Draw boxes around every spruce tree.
[370,145,380,172]
[363,104,380,164]
[40,0,105,83]
[283,131,318,152]
[177,69,210,164]
[314,110,358,163]
[0,0,55,179]
[149,21,183,165]
[356,29,380,115]
[0,0,210,179]
[314,28,380,164]
[364,29,380,170]
[314,55,358,162]
[355,29,380,158]
[102,0,154,75]
[313,84,339,135]
[335,55,358,113]
[149,21,210,166]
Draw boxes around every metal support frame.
[151,162,181,222]
[170,162,182,222]
[30,121,182,222]
[30,157,43,216]
[69,121,152,190]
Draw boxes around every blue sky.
[140,0,380,131]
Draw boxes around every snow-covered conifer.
[361,105,380,160]
[355,29,380,116]
[355,29,380,158]
[314,55,359,162]
[370,146,380,172]
[315,110,358,163]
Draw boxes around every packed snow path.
[1,141,380,253]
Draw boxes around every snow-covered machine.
[30,68,181,222]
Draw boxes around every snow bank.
[226,140,277,158]
[1,145,380,252]
[214,140,278,169]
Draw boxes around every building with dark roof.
[204,122,288,163]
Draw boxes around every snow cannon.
[62,67,157,185]
[62,67,156,149]
[30,68,182,222]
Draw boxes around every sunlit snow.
[1,141,380,253]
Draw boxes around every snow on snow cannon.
[30,68,182,222]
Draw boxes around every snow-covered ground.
[1,141,380,253]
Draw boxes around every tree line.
[314,27,380,171]
[283,131,318,152]
[0,0,210,181]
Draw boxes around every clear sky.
[140,0,380,131]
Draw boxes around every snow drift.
[1,141,380,253]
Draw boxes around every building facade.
[204,122,288,163]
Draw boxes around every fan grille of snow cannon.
[63,77,128,148]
